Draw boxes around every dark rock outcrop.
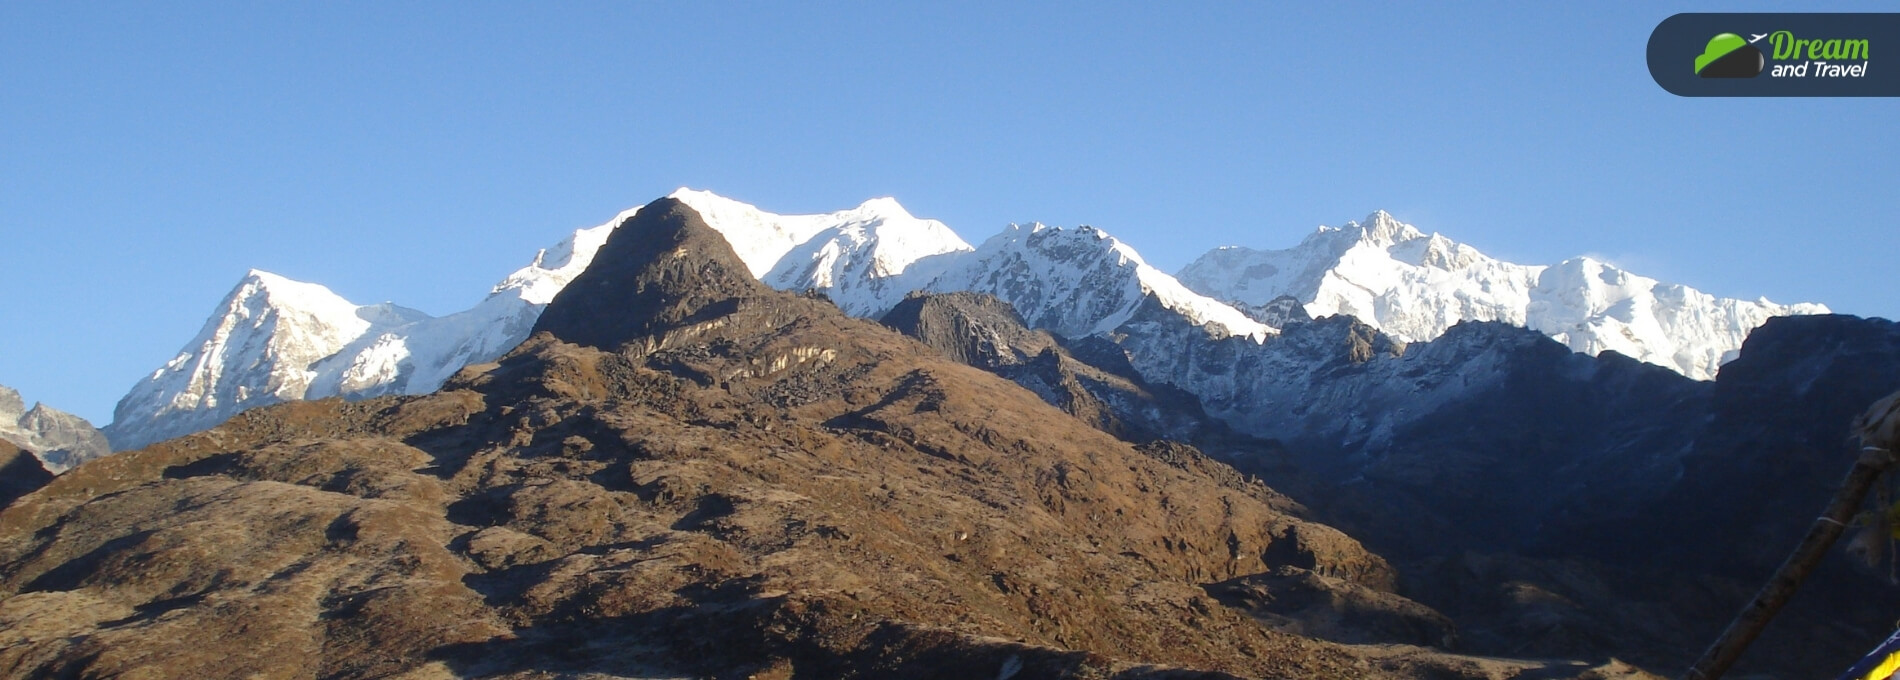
[530,196,770,353]
[1235,294,1313,329]
[1650,314,1900,576]
[0,440,51,507]
[880,291,1057,370]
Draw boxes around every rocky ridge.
[879,291,1224,444]
[0,384,109,474]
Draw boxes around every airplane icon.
[1748,33,1767,43]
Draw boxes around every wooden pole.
[1683,390,1900,680]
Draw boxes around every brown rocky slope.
[0,198,1654,679]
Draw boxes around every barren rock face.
[0,384,109,475]
[0,199,1660,679]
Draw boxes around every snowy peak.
[491,210,625,305]
[1177,211,1827,380]
[648,188,976,316]
[927,222,1268,341]
[843,196,913,220]
[1350,210,1426,247]
[106,198,659,452]
[666,188,844,278]
[1526,256,1828,378]
[104,270,427,451]
[105,193,1828,458]
[102,190,982,451]
[755,196,973,316]
[227,269,430,332]
[1298,211,1426,253]
[675,192,1252,341]
[236,269,361,320]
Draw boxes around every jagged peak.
[18,401,97,432]
[1293,211,1428,250]
[0,384,23,415]
[1363,209,1401,225]
[1355,210,1425,245]
[986,221,1152,269]
[662,187,973,282]
[999,221,1118,244]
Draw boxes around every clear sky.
[2,2,1895,424]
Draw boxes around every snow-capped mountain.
[926,223,1270,340]
[102,193,1826,454]
[757,196,972,316]
[105,198,638,452]
[103,190,974,451]
[103,270,433,450]
[1177,211,1827,380]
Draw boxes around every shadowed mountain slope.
[879,291,1226,444]
[0,440,51,508]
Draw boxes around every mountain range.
[100,189,1820,452]
[5,193,1899,677]
[0,198,1671,678]
[1177,211,1826,379]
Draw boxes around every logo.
[1648,13,1900,97]
[1694,33,1764,77]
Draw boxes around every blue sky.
[2,2,1895,424]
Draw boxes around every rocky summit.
[0,198,1672,679]
[0,384,109,475]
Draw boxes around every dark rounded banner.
[1649,13,1900,96]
